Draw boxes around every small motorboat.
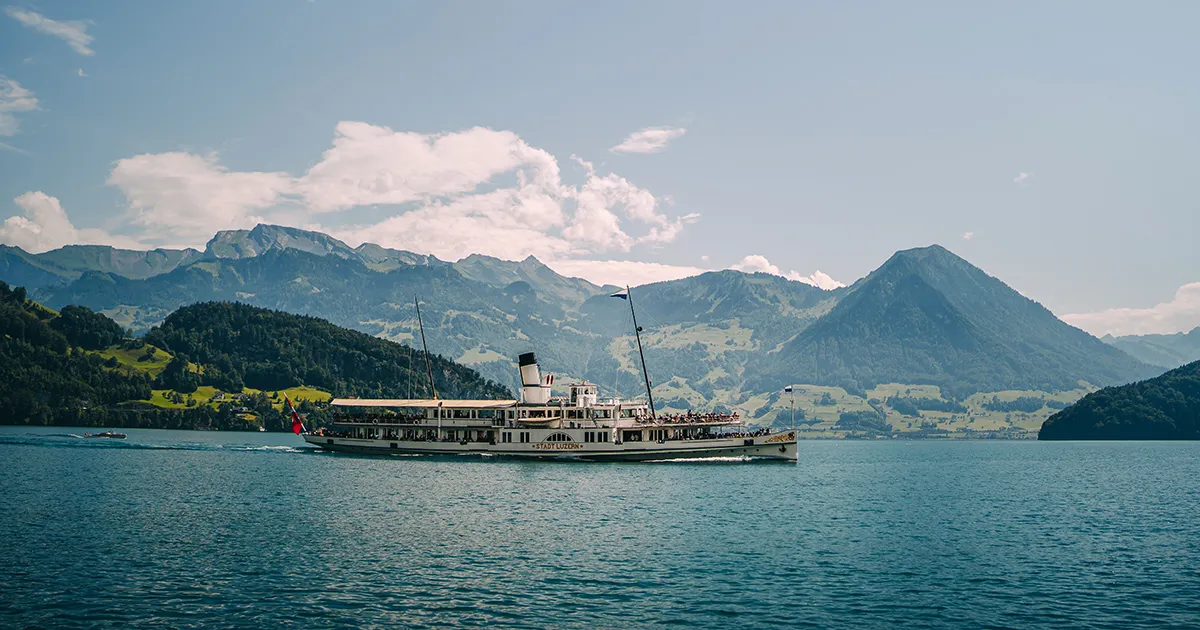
[84,431,127,439]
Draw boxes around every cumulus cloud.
[108,152,294,244]
[76,68,86,77]
[1013,172,1031,184]
[610,126,687,154]
[962,231,974,240]
[1062,283,1200,337]
[0,191,141,253]
[0,76,38,137]
[108,123,696,260]
[298,123,558,212]
[545,259,708,288]
[4,7,94,56]
[732,254,845,290]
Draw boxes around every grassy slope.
[94,344,174,377]
[91,344,330,416]
[647,374,1095,438]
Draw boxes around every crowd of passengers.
[640,411,741,424]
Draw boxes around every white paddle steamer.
[301,290,797,461]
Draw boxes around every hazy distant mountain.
[0,244,203,290]
[352,243,442,271]
[765,245,1158,397]
[39,245,204,279]
[205,224,358,260]
[202,226,605,308]
[1102,328,1200,369]
[0,245,73,291]
[454,254,615,309]
[1039,359,1200,440]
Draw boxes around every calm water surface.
[1,427,1198,628]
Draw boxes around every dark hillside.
[145,301,511,400]
[1040,359,1200,440]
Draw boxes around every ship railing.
[332,414,427,426]
[636,413,744,426]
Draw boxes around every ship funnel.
[518,352,550,404]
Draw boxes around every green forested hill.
[0,281,509,430]
[145,302,510,400]
[1039,359,1200,440]
[0,282,154,425]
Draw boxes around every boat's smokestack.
[518,352,550,404]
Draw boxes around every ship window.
[545,433,573,442]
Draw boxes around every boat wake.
[0,433,311,455]
[642,455,759,464]
[230,445,304,453]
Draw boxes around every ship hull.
[302,431,797,462]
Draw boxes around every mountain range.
[1101,328,1200,370]
[0,224,1168,436]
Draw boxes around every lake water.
[2,427,1198,629]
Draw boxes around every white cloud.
[962,231,974,240]
[610,126,687,154]
[732,254,844,290]
[1062,283,1200,337]
[700,255,710,262]
[1014,172,1031,184]
[298,123,559,212]
[0,191,142,253]
[110,123,696,259]
[0,76,38,137]
[5,7,94,56]
[76,68,86,77]
[545,259,708,288]
[108,152,293,244]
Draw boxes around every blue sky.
[1,1,1197,335]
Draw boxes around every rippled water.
[2,427,1198,628]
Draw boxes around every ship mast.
[415,296,438,400]
[626,286,656,419]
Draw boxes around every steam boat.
[301,290,797,462]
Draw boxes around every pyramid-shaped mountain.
[764,245,1158,397]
